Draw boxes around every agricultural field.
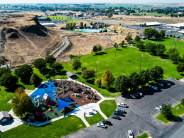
[48,16,78,23]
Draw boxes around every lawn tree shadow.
[93,52,107,56]
[108,87,117,93]
[116,48,122,51]
[86,79,95,84]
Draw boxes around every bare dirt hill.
[0,14,68,66]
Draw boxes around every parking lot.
[65,78,184,138]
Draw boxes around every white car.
[128,130,133,138]
[97,123,107,128]
[117,103,127,108]
[130,94,136,99]
[155,107,161,112]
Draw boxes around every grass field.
[140,12,171,17]
[48,16,77,23]
[136,132,149,138]
[0,115,86,138]
[85,113,104,125]
[156,103,184,124]
[99,100,117,117]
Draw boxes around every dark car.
[113,111,124,116]
[102,120,112,126]
[111,115,121,120]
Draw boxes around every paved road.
[64,78,184,138]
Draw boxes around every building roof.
[135,22,162,26]
[40,23,55,26]
[0,111,9,120]
[178,30,184,34]
[167,23,184,27]
[66,71,76,77]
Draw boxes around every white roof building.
[135,22,162,26]
[167,23,184,30]
[178,30,184,35]
[40,23,55,27]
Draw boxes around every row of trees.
[92,45,102,54]
[115,66,164,94]
[66,23,76,30]
[143,27,165,39]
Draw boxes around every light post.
[101,83,102,94]
[96,62,98,79]
[174,38,177,48]
[115,43,117,60]
[77,71,78,82]
[79,50,80,61]
[140,54,143,71]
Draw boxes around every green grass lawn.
[48,16,78,23]
[156,103,184,124]
[136,132,149,138]
[85,112,104,125]
[0,115,86,138]
[99,100,117,117]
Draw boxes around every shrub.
[181,98,184,106]
[30,73,42,86]
[94,78,101,87]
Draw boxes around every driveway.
[64,78,184,138]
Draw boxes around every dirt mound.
[7,32,19,38]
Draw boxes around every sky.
[0,0,184,4]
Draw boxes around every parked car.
[128,130,134,138]
[111,115,121,120]
[130,94,136,99]
[97,123,107,128]
[117,103,127,108]
[152,86,158,90]
[155,106,161,112]
[113,111,124,116]
[137,92,143,97]
[102,120,112,126]
[116,108,125,112]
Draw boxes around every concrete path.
[0,109,23,132]
[103,35,115,44]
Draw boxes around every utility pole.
[79,50,80,61]
[140,54,143,71]
[96,62,98,79]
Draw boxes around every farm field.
[133,12,171,17]
[48,16,78,23]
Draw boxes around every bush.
[45,73,51,79]
[0,73,18,89]
[52,62,63,72]
[181,98,184,106]
[0,67,11,77]
[45,55,56,67]
[82,66,87,71]
[30,73,42,86]
[161,104,173,119]
[94,78,101,87]
[33,58,46,71]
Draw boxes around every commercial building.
[167,23,184,30]
[135,22,162,27]
[178,30,184,35]
[40,23,55,27]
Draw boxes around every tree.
[114,43,118,49]
[156,43,166,56]
[97,45,102,51]
[45,73,51,79]
[80,22,83,27]
[12,89,34,118]
[146,42,157,55]
[143,27,157,39]
[115,75,129,94]
[161,104,173,119]
[45,55,56,67]
[0,67,11,77]
[113,29,117,33]
[33,58,46,71]
[107,12,113,18]
[181,98,184,106]
[15,65,33,84]
[119,40,125,48]
[81,68,95,81]
[30,73,42,86]
[93,45,98,54]
[15,87,25,96]
[135,35,141,42]
[101,70,115,89]
[94,78,101,87]
[0,73,18,89]
[176,62,184,74]
[52,62,63,72]
[84,23,86,28]
[149,66,163,82]
[128,72,140,91]
[154,30,161,39]
[136,41,145,50]
[125,35,132,42]
[90,22,93,25]
[160,30,166,38]
[82,65,87,71]
[139,69,150,87]
[72,59,81,71]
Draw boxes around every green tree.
[30,73,42,86]
[119,40,125,48]
[82,65,87,71]
[154,30,161,39]
[135,35,141,42]
[156,43,166,56]
[15,87,25,96]
[12,89,34,118]
[115,75,129,94]
[33,58,46,71]
[149,66,163,82]
[72,59,81,71]
[0,67,11,77]
[15,65,33,84]
[80,22,83,27]
[125,35,133,42]
[90,22,93,25]
[146,42,157,55]
[176,62,184,74]
[113,29,117,33]
[128,72,140,91]
[0,73,18,89]
[114,43,118,49]
[94,78,101,87]
[181,98,184,106]
[143,27,157,39]
[45,73,51,79]
[161,104,173,119]
[45,55,56,67]
[81,68,95,81]
[93,45,98,54]
[139,69,150,87]
[97,45,102,51]
[136,41,145,50]
[84,23,86,28]
[107,12,113,18]
[52,62,63,72]
[160,30,166,38]
[101,70,115,89]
